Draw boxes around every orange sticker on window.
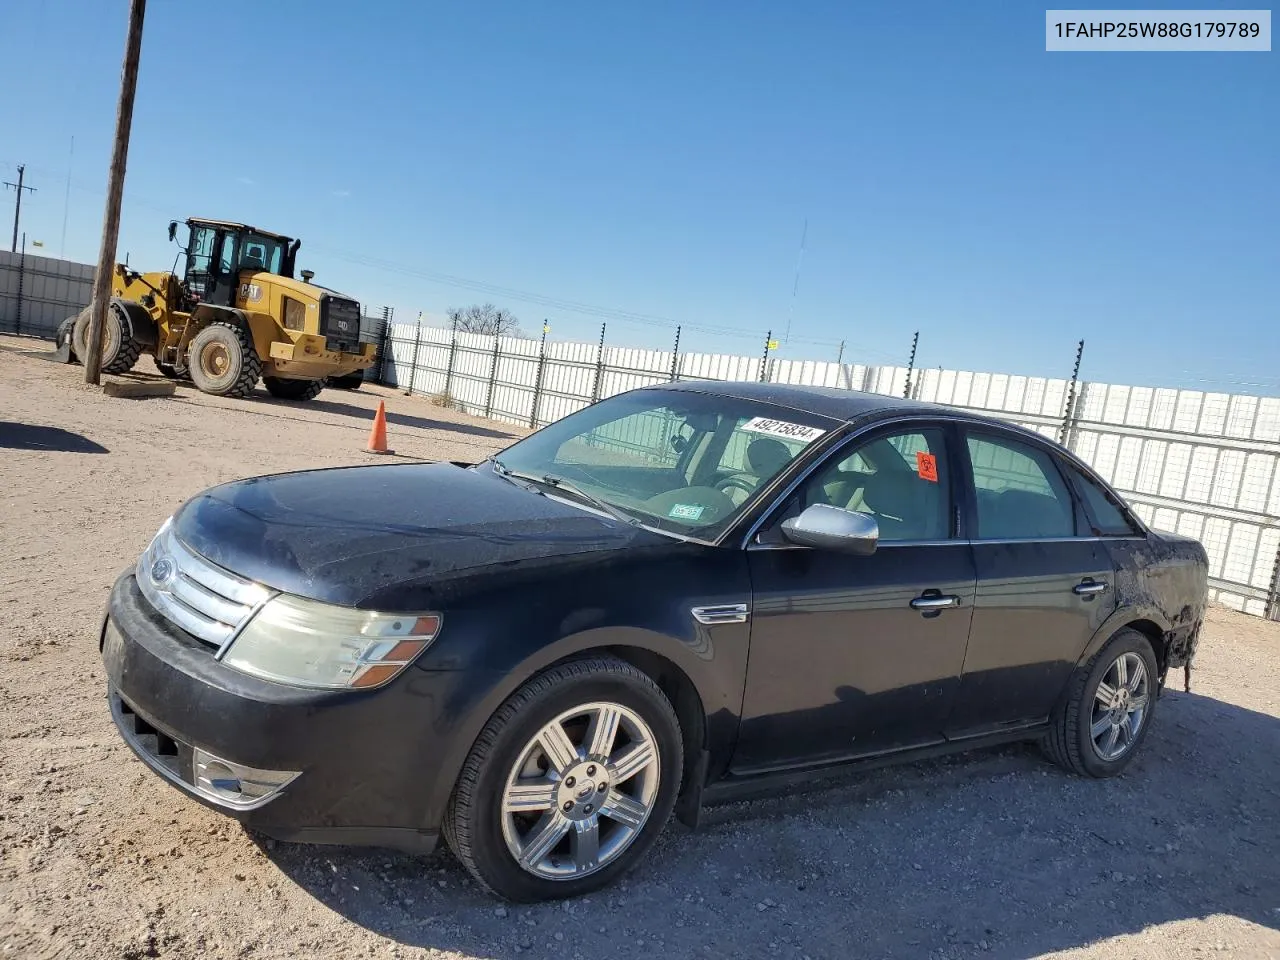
[916,451,939,482]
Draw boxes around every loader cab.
[176,219,301,307]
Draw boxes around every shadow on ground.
[285,395,518,440]
[0,421,107,454]
[262,691,1279,959]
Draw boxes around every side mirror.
[780,504,879,555]
[168,221,178,242]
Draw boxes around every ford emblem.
[150,558,175,587]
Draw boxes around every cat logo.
[239,283,263,303]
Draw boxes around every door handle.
[1073,580,1109,596]
[910,594,961,611]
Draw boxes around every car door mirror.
[780,504,879,555]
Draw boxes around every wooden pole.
[84,0,146,385]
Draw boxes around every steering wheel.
[715,474,760,497]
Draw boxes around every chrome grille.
[136,519,272,650]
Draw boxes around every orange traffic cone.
[366,400,395,455]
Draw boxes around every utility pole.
[3,164,36,253]
[85,0,146,385]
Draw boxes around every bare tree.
[447,303,522,338]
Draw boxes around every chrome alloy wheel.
[501,701,660,880]
[1090,651,1150,762]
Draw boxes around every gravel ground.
[1,333,1278,960]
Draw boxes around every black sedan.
[100,381,1209,901]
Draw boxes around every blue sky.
[2,1,1276,391]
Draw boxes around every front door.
[944,428,1117,736]
[734,424,976,773]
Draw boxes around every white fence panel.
[342,318,1280,620]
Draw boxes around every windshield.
[491,389,837,540]
[238,232,286,274]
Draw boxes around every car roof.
[651,379,1013,428]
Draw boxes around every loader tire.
[72,303,142,375]
[57,312,83,364]
[263,376,324,402]
[155,360,189,381]
[188,322,261,398]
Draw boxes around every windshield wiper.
[490,460,639,526]
[539,475,642,526]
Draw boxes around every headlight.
[222,593,441,690]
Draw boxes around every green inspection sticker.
[669,503,705,521]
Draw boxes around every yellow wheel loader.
[59,218,375,400]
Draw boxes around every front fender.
[417,622,741,831]
[112,298,158,348]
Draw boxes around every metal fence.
[379,321,1280,621]
[0,249,94,338]
[3,251,1275,621]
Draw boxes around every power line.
[2,159,908,361]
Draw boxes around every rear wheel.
[445,656,683,902]
[263,376,324,401]
[188,322,261,398]
[72,303,142,375]
[327,373,364,391]
[1042,628,1158,778]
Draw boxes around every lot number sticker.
[741,417,826,444]
[916,451,939,482]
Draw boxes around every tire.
[187,322,261,398]
[72,303,142,375]
[445,656,683,902]
[155,360,189,381]
[263,376,324,401]
[57,313,82,364]
[327,373,364,391]
[1042,628,1159,778]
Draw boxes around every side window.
[966,433,1076,539]
[1067,465,1137,536]
[217,233,238,275]
[282,296,306,331]
[771,427,951,543]
[188,226,216,273]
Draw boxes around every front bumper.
[100,572,439,853]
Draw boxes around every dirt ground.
[1,333,1277,960]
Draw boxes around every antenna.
[782,218,807,346]
[61,137,74,258]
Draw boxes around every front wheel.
[444,656,683,902]
[188,322,261,398]
[1042,628,1159,778]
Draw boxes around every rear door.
[944,427,1117,737]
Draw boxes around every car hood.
[172,462,668,608]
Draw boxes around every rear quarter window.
[1067,465,1139,536]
